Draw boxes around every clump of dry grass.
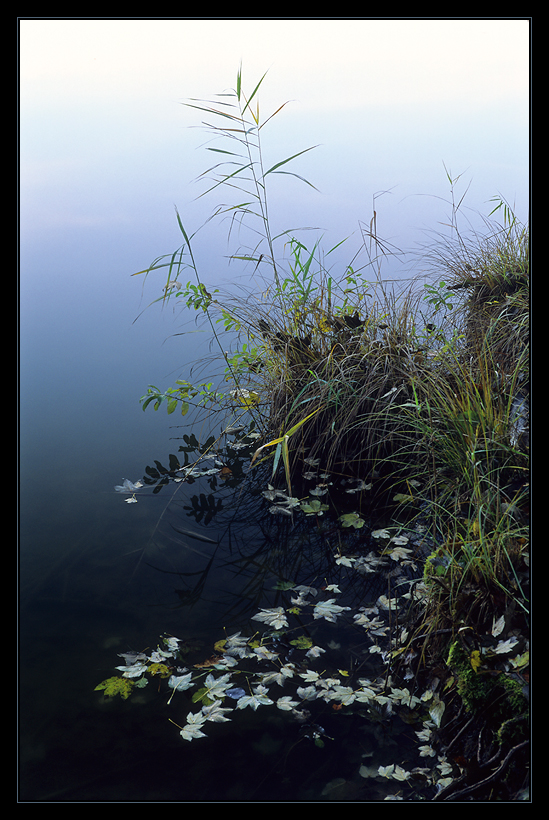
[135,68,529,599]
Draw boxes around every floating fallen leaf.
[114,478,144,493]
[94,676,135,700]
[313,599,352,623]
[377,594,399,610]
[269,504,293,516]
[393,493,414,504]
[236,685,274,711]
[339,512,365,528]
[168,672,194,691]
[252,607,289,630]
[147,662,171,677]
[371,528,390,540]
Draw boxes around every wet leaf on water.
[114,478,144,493]
[94,676,135,700]
[252,607,289,630]
[371,528,391,540]
[147,662,171,677]
[301,498,329,515]
[289,635,313,650]
[339,512,365,529]
[272,580,295,590]
[345,479,372,493]
[180,712,208,741]
[313,599,352,623]
[236,685,274,711]
[393,493,415,504]
[269,505,293,516]
[117,651,148,665]
[168,672,194,691]
[377,594,399,610]
[225,687,246,700]
[115,661,149,678]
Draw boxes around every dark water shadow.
[19,429,427,803]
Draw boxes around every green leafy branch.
[140,380,224,417]
[423,281,454,313]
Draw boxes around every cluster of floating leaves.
[94,559,467,800]
[110,461,528,798]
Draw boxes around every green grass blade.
[241,71,269,117]
[263,146,319,178]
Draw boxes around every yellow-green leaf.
[470,650,482,673]
[147,663,171,678]
[289,636,313,650]
[94,676,135,700]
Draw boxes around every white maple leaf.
[392,765,411,781]
[253,645,279,661]
[388,546,413,562]
[377,594,399,610]
[313,598,351,623]
[299,669,321,683]
[236,685,273,711]
[180,712,208,741]
[168,672,194,691]
[494,636,520,654]
[259,665,295,686]
[149,647,175,662]
[378,764,395,778]
[390,687,421,708]
[322,685,356,706]
[201,700,233,723]
[371,528,391,540]
[115,662,148,678]
[276,696,299,711]
[114,478,143,493]
[296,685,318,701]
[203,673,233,701]
[163,637,181,652]
[306,645,326,658]
[334,554,356,567]
[252,607,289,630]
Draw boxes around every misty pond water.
[19,228,438,802]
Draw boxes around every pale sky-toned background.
[20,18,529,255]
[20,17,530,477]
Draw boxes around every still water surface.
[19,404,415,802]
[20,233,422,801]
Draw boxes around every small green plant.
[423,280,454,313]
